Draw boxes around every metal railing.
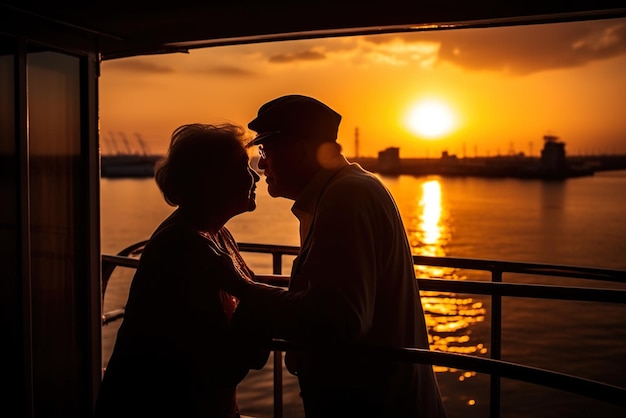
[101,241,626,417]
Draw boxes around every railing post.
[491,269,502,418]
[272,252,283,277]
[271,252,284,418]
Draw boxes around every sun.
[406,99,457,139]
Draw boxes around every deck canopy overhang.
[2,1,626,60]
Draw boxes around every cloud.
[258,36,439,69]
[194,65,257,76]
[103,51,259,77]
[357,37,439,67]
[429,19,626,75]
[103,58,175,73]
[346,18,626,75]
[268,49,326,63]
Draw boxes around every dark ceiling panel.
[2,1,625,59]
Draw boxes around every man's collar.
[291,157,350,219]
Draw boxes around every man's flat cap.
[248,94,341,146]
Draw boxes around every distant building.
[440,150,458,161]
[541,135,568,175]
[378,147,400,173]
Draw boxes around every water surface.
[101,170,626,418]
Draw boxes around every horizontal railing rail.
[251,274,626,304]
[416,277,626,303]
[101,241,626,418]
[412,254,626,284]
[267,340,626,408]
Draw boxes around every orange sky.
[99,17,626,158]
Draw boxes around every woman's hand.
[216,253,252,298]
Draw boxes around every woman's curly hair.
[155,123,251,207]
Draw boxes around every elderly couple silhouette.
[94,95,447,418]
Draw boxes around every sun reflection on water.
[407,179,487,376]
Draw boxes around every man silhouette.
[230,94,447,418]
